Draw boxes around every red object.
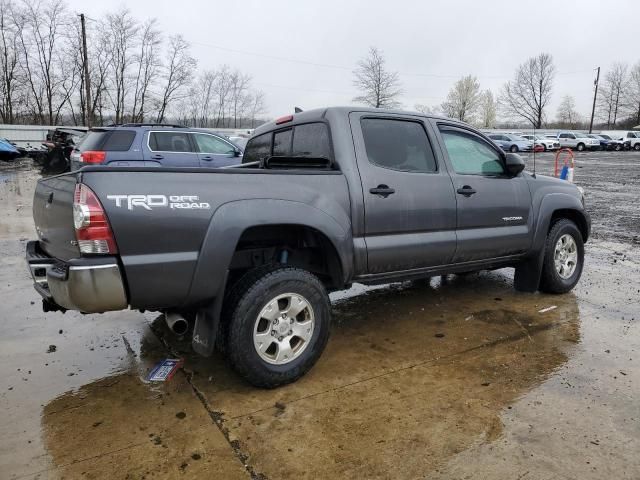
[533,144,545,153]
[80,150,106,164]
[275,114,294,125]
[73,183,117,253]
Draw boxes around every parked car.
[486,133,533,152]
[586,134,617,151]
[70,124,244,171]
[27,106,590,387]
[557,132,600,151]
[599,130,640,151]
[520,134,560,151]
[594,134,625,151]
[0,138,21,161]
[228,136,249,149]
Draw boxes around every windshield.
[599,134,611,140]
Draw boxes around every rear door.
[434,124,532,262]
[349,112,457,274]
[144,131,199,167]
[191,132,240,167]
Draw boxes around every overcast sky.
[65,0,640,120]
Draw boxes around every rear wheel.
[539,219,584,294]
[576,143,585,152]
[222,267,331,388]
[510,145,518,153]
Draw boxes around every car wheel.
[510,145,518,153]
[223,266,331,388]
[615,144,621,151]
[542,144,547,152]
[576,143,585,152]
[634,144,640,151]
[539,219,584,294]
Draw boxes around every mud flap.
[514,249,544,293]
[191,272,228,357]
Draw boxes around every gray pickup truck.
[26,107,590,387]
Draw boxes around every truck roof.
[253,106,457,136]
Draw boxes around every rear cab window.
[243,122,333,164]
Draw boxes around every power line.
[189,39,595,80]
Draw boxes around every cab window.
[361,118,437,173]
[439,128,505,176]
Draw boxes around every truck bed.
[32,166,352,309]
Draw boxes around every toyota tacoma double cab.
[26,107,590,388]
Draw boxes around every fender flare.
[186,198,353,305]
[515,193,589,293]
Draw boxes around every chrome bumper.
[26,241,127,313]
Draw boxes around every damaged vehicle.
[26,107,590,388]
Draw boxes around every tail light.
[73,184,117,254]
[79,151,106,164]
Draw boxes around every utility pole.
[80,14,92,128]
[588,66,600,133]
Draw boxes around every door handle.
[201,156,213,161]
[369,185,395,198]
[456,185,477,197]
[150,154,164,160]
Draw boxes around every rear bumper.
[26,241,127,313]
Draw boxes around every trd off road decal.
[106,194,211,210]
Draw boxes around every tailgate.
[32,173,80,261]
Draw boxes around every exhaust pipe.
[164,312,188,336]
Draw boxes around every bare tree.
[0,0,19,123]
[229,70,251,128]
[556,95,580,128]
[105,8,137,124]
[628,62,640,127]
[353,46,402,109]
[499,53,555,128]
[156,34,195,123]
[478,90,496,128]
[597,63,629,128]
[248,90,266,128]
[130,19,161,122]
[441,75,481,123]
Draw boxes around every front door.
[350,112,458,274]
[434,124,532,263]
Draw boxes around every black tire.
[542,144,547,152]
[222,266,331,388]
[539,219,584,294]
[634,143,640,151]
[510,144,518,153]
[576,143,585,152]
[615,144,622,151]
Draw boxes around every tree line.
[0,0,267,128]
[353,48,640,130]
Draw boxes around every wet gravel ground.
[0,153,639,479]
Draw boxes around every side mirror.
[233,148,242,157]
[505,152,525,176]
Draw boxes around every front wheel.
[223,267,331,388]
[576,143,585,152]
[634,143,640,151]
[539,219,584,294]
[510,145,518,153]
